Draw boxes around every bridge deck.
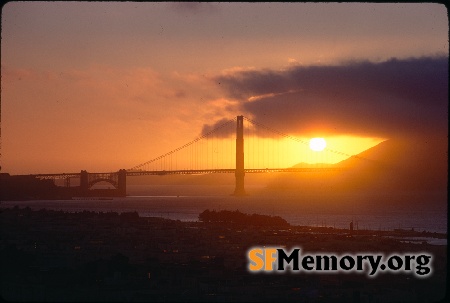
[25,167,344,179]
[126,167,344,176]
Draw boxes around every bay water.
[2,184,446,235]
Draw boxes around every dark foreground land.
[0,207,447,302]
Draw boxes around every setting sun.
[309,138,327,151]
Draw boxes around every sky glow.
[1,2,448,174]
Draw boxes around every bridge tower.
[118,169,127,197]
[80,170,89,195]
[234,115,246,196]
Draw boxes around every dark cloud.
[207,56,448,139]
[200,117,235,138]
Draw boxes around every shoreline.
[1,195,447,235]
[1,205,446,243]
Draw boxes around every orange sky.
[1,2,448,174]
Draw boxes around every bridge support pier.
[233,115,246,196]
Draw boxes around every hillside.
[265,136,447,194]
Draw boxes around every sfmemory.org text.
[247,247,432,277]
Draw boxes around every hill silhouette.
[265,135,447,194]
[336,136,447,191]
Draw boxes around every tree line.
[199,209,289,226]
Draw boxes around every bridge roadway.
[127,167,343,176]
[30,167,343,180]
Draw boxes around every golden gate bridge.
[24,116,356,197]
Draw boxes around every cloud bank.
[205,56,448,139]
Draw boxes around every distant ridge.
[268,136,447,193]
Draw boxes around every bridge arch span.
[80,169,127,196]
[88,178,118,189]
